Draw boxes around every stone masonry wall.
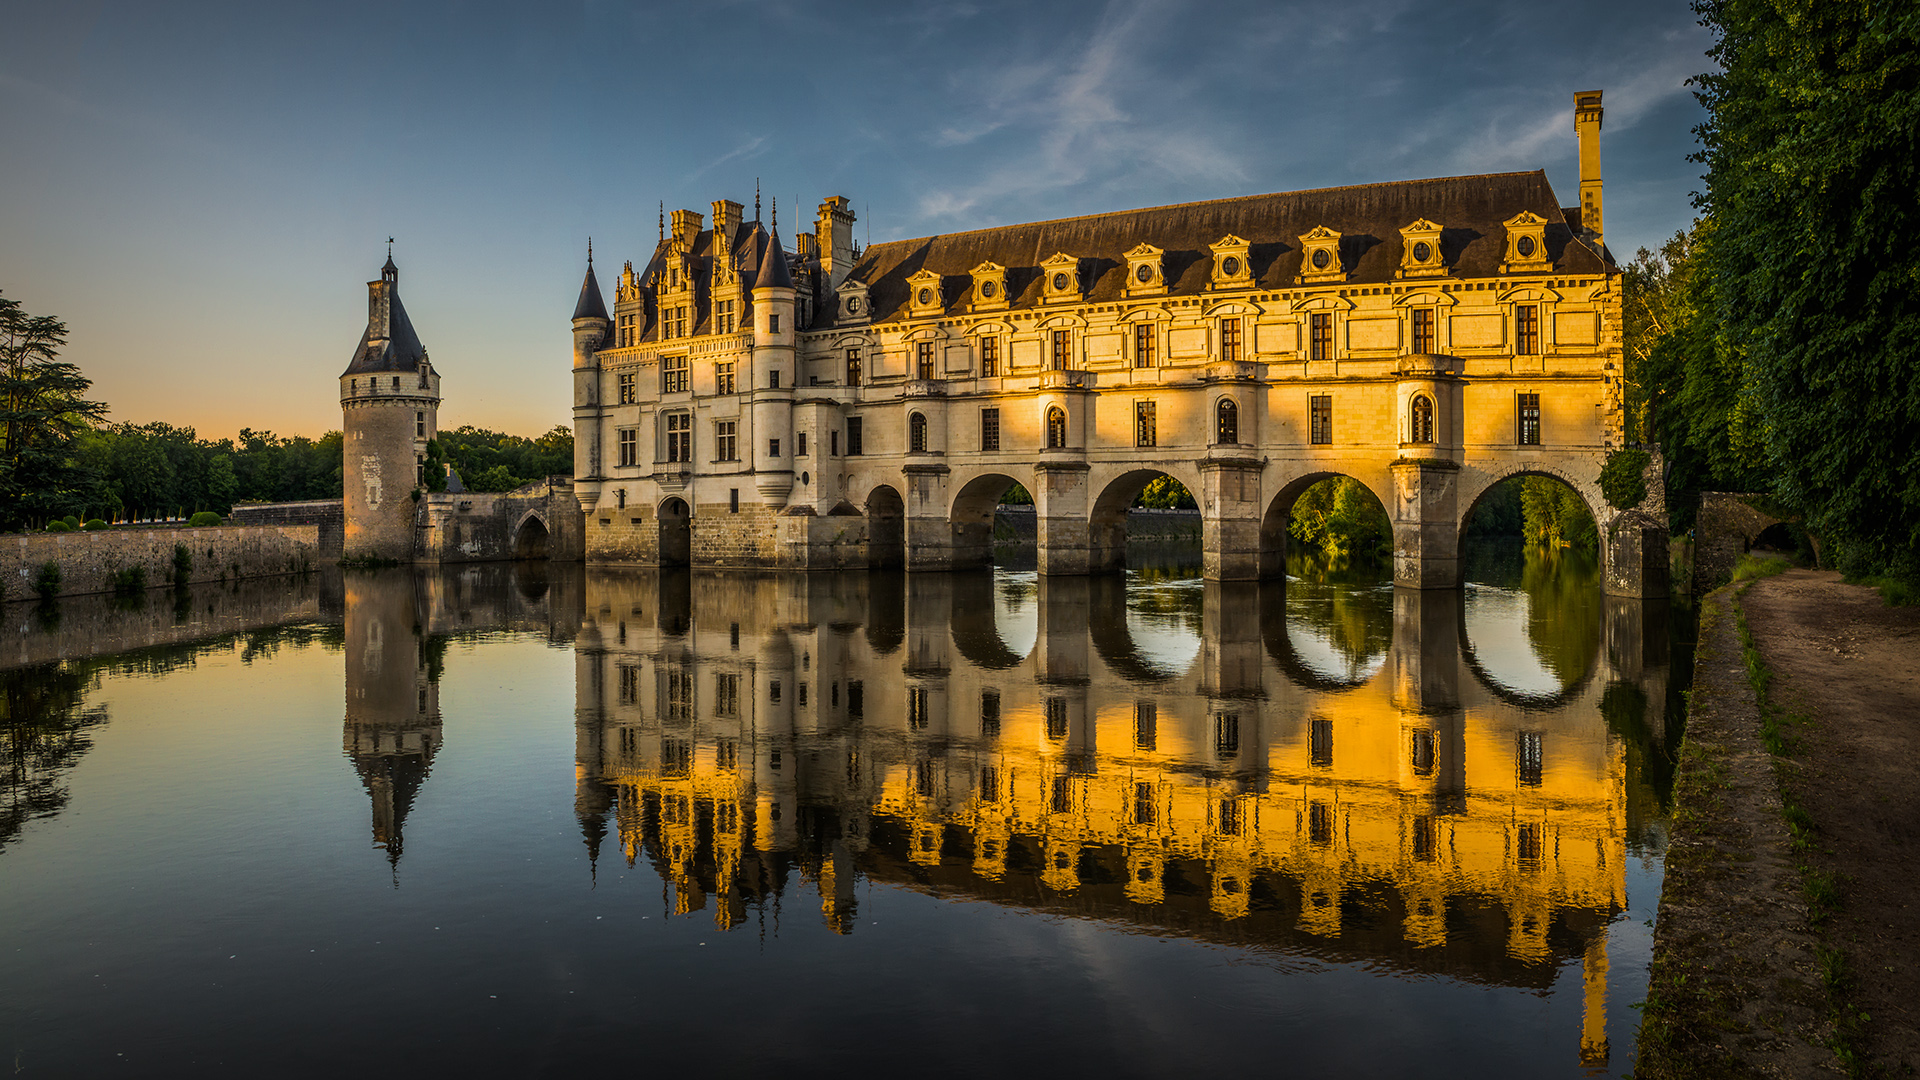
[1695,492,1785,592]
[692,503,782,566]
[0,525,320,603]
[229,499,344,557]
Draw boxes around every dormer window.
[838,279,870,323]
[1501,212,1553,273]
[1124,243,1165,296]
[906,269,944,318]
[966,261,1008,311]
[1209,235,1253,290]
[1297,227,1345,284]
[1041,253,1081,303]
[1397,219,1447,278]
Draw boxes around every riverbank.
[1637,569,1920,1077]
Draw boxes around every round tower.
[570,245,612,515]
[750,227,795,507]
[341,255,441,561]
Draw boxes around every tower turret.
[341,254,440,561]
[572,244,612,513]
[751,227,796,506]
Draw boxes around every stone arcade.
[567,91,1664,596]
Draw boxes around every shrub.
[1599,448,1650,511]
[62,515,80,529]
[45,520,71,533]
[172,543,193,586]
[34,562,61,600]
[82,518,108,531]
[188,511,223,527]
[111,565,147,596]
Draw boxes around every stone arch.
[866,484,905,569]
[1257,469,1396,577]
[512,511,552,560]
[1453,461,1606,564]
[1085,464,1205,574]
[945,469,1035,572]
[657,496,691,567]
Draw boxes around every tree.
[1692,0,1920,578]
[0,292,107,529]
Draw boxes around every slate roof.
[343,264,429,377]
[754,227,794,290]
[839,171,1607,326]
[573,259,610,322]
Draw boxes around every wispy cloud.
[686,134,771,182]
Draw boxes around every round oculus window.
[1221,256,1241,276]
[917,288,932,305]
[1052,272,1070,292]
[1412,241,1432,262]
[981,280,997,298]
[1311,248,1331,270]
[1516,235,1537,258]
[847,297,860,313]
[1135,264,1153,283]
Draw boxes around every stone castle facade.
[565,91,1662,594]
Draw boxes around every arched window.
[1215,398,1239,445]
[1410,395,1434,444]
[1046,406,1068,449]
[909,412,928,453]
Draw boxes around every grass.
[1841,571,1918,607]
[1731,552,1793,582]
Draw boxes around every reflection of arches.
[658,497,690,567]
[866,570,905,653]
[909,412,928,453]
[1087,575,1197,682]
[1409,395,1434,444]
[1258,580,1390,692]
[513,513,551,560]
[1045,406,1067,448]
[949,571,1028,669]
[866,485,905,569]
[1215,398,1238,444]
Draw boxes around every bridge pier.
[1392,459,1460,589]
[1035,459,1093,575]
[1200,452,1267,581]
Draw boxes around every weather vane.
[387,236,394,257]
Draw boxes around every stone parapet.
[0,524,321,603]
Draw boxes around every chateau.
[567,91,1664,594]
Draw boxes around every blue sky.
[0,0,1711,440]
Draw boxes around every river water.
[0,552,1683,1077]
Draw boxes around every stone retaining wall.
[228,500,345,557]
[0,525,321,603]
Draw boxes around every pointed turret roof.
[754,228,793,290]
[343,259,429,377]
[573,250,610,322]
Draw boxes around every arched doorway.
[1087,469,1200,574]
[658,497,691,567]
[866,486,905,570]
[513,515,551,560]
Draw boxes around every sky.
[0,0,1713,442]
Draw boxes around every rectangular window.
[1134,323,1155,367]
[979,337,1000,377]
[618,372,637,404]
[1133,782,1156,826]
[1310,717,1333,768]
[665,413,691,462]
[1518,392,1541,445]
[768,438,780,459]
[917,341,935,380]
[796,432,808,457]
[1218,798,1242,837]
[1516,304,1540,355]
[1051,329,1072,370]
[1309,312,1333,361]
[715,360,735,395]
[617,428,637,467]
[1410,729,1436,777]
[662,355,688,394]
[617,664,639,705]
[980,689,1000,738]
[908,687,928,730]
[979,766,999,804]
[1135,400,1157,447]
[847,680,863,719]
[1051,774,1072,815]
[1517,731,1544,786]
[1307,801,1331,845]
[415,411,425,438]
[714,673,739,719]
[729,488,739,513]
[1215,712,1240,755]
[830,430,840,456]
[715,299,735,335]
[1309,394,1333,445]
[846,348,862,386]
[769,679,781,704]
[1220,317,1242,362]
[663,668,693,725]
[1134,701,1157,751]
[1045,697,1067,741]
[846,417,863,455]
[1412,814,1437,860]
[981,407,1000,452]
[769,313,780,334]
[1412,308,1434,354]
[768,370,781,389]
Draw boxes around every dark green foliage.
[0,661,110,851]
[434,425,572,492]
[998,483,1032,505]
[187,511,222,527]
[1519,477,1598,552]
[0,292,108,532]
[81,518,106,531]
[1133,476,1195,509]
[110,565,146,596]
[1600,449,1651,511]
[171,543,192,586]
[43,520,70,533]
[1289,477,1390,562]
[1691,0,1920,581]
[33,561,59,600]
[1464,480,1524,540]
[422,439,449,493]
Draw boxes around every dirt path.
[1742,570,1920,1074]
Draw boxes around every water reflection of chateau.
[571,569,1668,1070]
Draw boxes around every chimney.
[816,196,856,289]
[671,208,703,249]
[367,280,391,343]
[711,199,742,243]
[1575,90,1604,244]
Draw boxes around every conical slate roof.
[573,258,610,322]
[754,228,793,290]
